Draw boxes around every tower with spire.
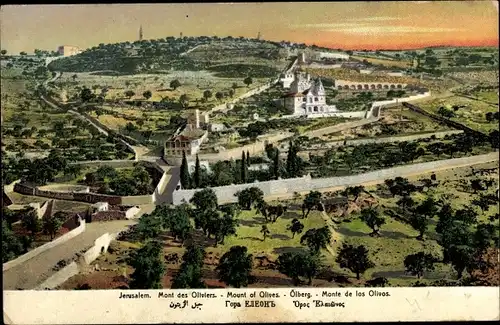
[139,25,143,41]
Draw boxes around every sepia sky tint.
[1,2,498,54]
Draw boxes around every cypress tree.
[246,150,250,167]
[286,141,295,177]
[273,148,280,180]
[241,151,248,184]
[180,151,190,189]
[194,154,201,188]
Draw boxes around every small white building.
[279,71,295,88]
[318,51,350,60]
[93,202,109,212]
[209,123,226,132]
[187,160,211,173]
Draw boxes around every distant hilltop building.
[57,45,82,57]
[281,72,337,116]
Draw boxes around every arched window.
[314,97,318,102]
[313,106,318,112]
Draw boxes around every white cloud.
[346,16,403,22]
[330,25,465,35]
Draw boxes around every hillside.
[48,36,291,74]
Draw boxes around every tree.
[180,151,190,189]
[190,188,218,212]
[193,154,201,188]
[260,225,270,241]
[21,208,41,237]
[124,90,135,99]
[203,90,212,101]
[179,94,190,109]
[407,211,429,241]
[300,227,331,254]
[229,88,235,98]
[397,195,415,214]
[277,251,320,285]
[129,240,166,289]
[171,244,206,289]
[447,245,476,279]
[243,76,253,87]
[232,82,238,90]
[360,207,386,236]
[336,244,374,280]
[164,206,193,245]
[286,141,303,178]
[80,87,94,102]
[346,185,364,202]
[287,218,304,238]
[216,246,254,288]
[215,92,224,101]
[136,213,162,240]
[235,187,264,210]
[170,79,182,90]
[272,148,280,180]
[246,151,250,166]
[42,213,64,240]
[437,107,455,119]
[210,213,237,246]
[2,220,23,263]
[240,151,248,184]
[404,252,436,279]
[1,49,7,55]
[301,191,322,218]
[143,90,152,100]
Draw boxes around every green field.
[418,96,499,133]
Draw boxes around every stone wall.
[403,102,489,138]
[152,171,170,203]
[37,230,122,290]
[4,179,21,193]
[172,152,499,205]
[314,130,464,149]
[36,261,79,290]
[70,160,136,168]
[14,183,123,205]
[2,217,86,272]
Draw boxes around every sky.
[1,2,498,54]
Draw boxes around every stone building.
[164,124,208,157]
[281,72,337,116]
[57,45,82,57]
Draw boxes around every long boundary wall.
[36,229,125,290]
[172,152,499,205]
[2,218,86,272]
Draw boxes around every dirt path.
[2,220,136,290]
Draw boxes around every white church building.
[281,72,337,116]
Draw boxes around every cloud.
[330,25,465,35]
[346,16,403,22]
[298,22,465,35]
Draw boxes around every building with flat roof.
[57,45,82,57]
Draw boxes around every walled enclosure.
[172,152,499,205]
[2,217,86,272]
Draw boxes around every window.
[313,106,318,112]
[302,97,306,102]
[314,97,318,102]
[309,97,312,103]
